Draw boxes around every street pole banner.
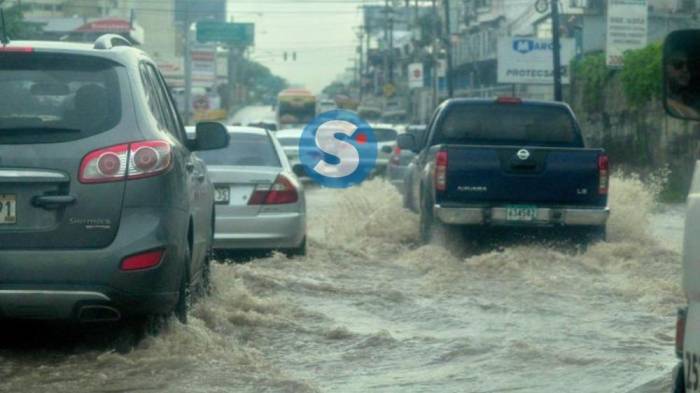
[497,37,575,84]
[408,63,424,89]
[606,0,648,68]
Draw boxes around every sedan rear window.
[197,133,281,167]
[0,54,122,144]
[436,104,582,147]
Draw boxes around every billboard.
[497,37,576,84]
[606,0,648,67]
[190,45,217,88]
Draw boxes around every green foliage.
[619,43,662,108]
[240,59,288,103]
[571,52,610,111]
[2,5,40,40]
[322,81,349,98]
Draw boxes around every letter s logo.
[299,110,377,188]
[314,120,360,178]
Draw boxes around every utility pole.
[443,0,454,98]
[551,0,563,101]
[431,0,439,109]
[183,0,193,124]
[383,0,390,89]
[388,13,394,84]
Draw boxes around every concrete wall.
[569,74,700,198]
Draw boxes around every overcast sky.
[230,0,373,93]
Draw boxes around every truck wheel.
[574,226,607,248]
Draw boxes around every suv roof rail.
[94,34,132,50]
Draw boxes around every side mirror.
[663,30,700,121]
[192,122,229,151]
[381,145,393,154]
[397,133,417,152]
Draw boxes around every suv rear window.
[0,54,122,144]
[435,104,582,147]
[197,133,281,167]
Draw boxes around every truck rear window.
[436,104,582,147]
[0,54,122,144]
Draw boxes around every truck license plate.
[506,206,537,222]
[0,194,17,224]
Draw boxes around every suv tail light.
[390,146,401,165]
[677,307,687,358]
[79,140,172,184]
[598,154,609,195]
[248,175,299,205]
[435,150,448,192]
[121,249,164,271]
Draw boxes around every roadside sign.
[191,45,216,88]
[497,37,575,84]
[196,21,255,46]
[408,63,424,89]
[383,83,396,97]
[606,0,647,67]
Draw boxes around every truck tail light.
[598,154,609,195]
[79,141,172,184]
[248,175,298,205]
[435,150,448,192]
[390,146,401,165]
[496,96,522,105]
[677,307,687,358]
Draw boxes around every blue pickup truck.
[399,97,610,244]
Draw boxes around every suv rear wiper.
[0,127,82,133]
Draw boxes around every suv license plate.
[506,206,537,222]
[215,187,230,204]
[0,194,17,224]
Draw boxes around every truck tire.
[573,226,607,247]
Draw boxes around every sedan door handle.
[32,195,76,209]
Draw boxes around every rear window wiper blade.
[0,127,82,133]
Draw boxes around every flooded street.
[0,175,686,393]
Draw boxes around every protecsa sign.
[497,37,576,85]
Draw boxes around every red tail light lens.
[0,47,34,52]
[120,249,164,271]
[677,307,687,358]
[598,154,609,195]
[79,141,172,184]
[390,146,401,165]
[128,141,172,179]
[79,144,129,183]
[435,150,448,192]
[248,175,299,205]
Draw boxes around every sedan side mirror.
[192,122,229,151]
[397,133,417,152]
[663,30,700,121]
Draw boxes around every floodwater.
[0,175,686,393]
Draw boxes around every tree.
[2,5,40,40]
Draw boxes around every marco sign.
[497,37,575,84]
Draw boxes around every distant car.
[0,36,229,326]
[369,125,399,176]
[387,125,426,192]
[317,99,337,114]
[274,128,309,179]
[247,120,278,132]
[187,126,307,257]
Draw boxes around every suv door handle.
[32,195,76,209]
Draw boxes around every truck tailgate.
[441,145,607,207]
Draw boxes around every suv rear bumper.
[0,207,188,321]
[434,205,610,226]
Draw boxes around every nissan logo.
[517,149,530,160]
